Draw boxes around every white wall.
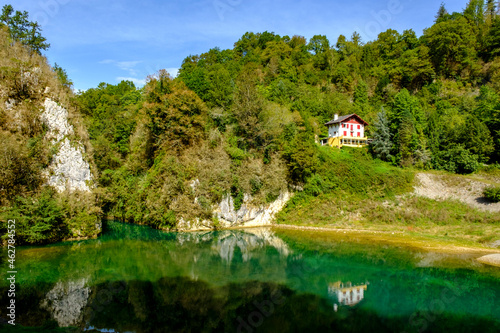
[328,123,365,138]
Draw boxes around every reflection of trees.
[5,276,499,333]
[2,223,500,332]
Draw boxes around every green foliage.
[53,63,73,89]
[434,145,480,174]
[483,186,500,202]
[282,132,319,182]
[144,70,207,151]
[76,80,142,171]
[5,2,500,241]
[0,132,41,204]
[0,4,49,54]
[371,110,393,161]
[421,16,478,78]
[2,188,65,244]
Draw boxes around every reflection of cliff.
[41,278,90,327]
[176,228,291,264]
[212,228,291,263]
[328,281,368,308]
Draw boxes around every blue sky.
[4,0,468,91]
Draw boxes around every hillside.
[1,1,500,246]
[0,25,101,244]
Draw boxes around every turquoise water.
[1,221,499,332]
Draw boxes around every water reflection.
[41,278,90,327]
[0,222,499,332]
[210,228,291,263]
[328,281,368,310]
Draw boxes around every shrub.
[483,186,500,202]
[2,188,66,244]
[434,146,479,174]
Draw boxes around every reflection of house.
[321,114,369,148]
[328,281,368,308]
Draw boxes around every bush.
[484,186,500,202]
[2,188,66,245]
[434,146,479,174]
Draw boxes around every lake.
[1,221,499,332]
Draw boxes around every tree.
[421,17,478,78]
[475,86,500,162]
[0,4,49,54]
[231,65,265,148]
[485,17,500,59]
[308,35,330,55]
[371,110,393,161]
[486,0,497,24]
[143,69,207,152]
[53,63,73,89]
[308,35,330,70]
[435,3,449,23]
[353,80,369,115]
[463,0,485,27]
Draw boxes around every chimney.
[334,114,338,121]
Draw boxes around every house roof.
[325,114,369,126]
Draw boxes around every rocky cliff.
[177,190,293,231]
[42,98,93,192]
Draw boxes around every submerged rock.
[476,254,500,267]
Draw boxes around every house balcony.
[320,136,368,148]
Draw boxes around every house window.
[357,132,360,137]
[358,125,360,129]
[351,125,353,130]
[343,131,347,136]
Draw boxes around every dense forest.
[1,1,500,244]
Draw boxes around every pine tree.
[435,2,449,23]
[371,110,393,161]
[486,0,496,21]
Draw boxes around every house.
[321,113,369,148]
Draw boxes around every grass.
[277,147,500,249]
[277,191,500,247]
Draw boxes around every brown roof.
[324,114,368,126]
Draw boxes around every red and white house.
[322,114,369,148]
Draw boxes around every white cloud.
[116,77,146,87]
[165,68,179,78]
[101,60,143,76]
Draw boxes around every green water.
[1,221,499,333]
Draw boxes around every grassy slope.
[277,147,500,248]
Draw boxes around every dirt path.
[414,172,500,213]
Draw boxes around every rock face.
[177,190,293,231]
[42,98,93,192]
[41,279,90,327]
[216,191,293,227]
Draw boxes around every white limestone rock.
[41,98,74,142]
[215,191,293,227]
[46,138,93,192]
[176,190,293,231]
[41,97,93,192]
